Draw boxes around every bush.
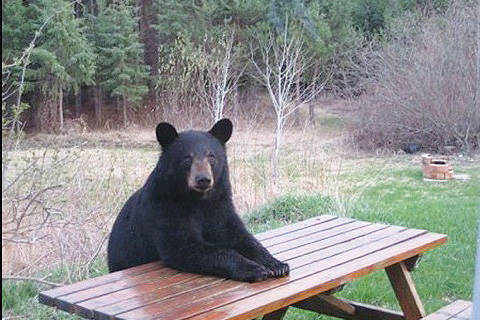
[353,3,480,153]
[244,194,332,233]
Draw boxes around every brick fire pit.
[421,154,454,181]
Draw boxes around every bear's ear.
[156,122,178,149]
[209,118,233,144]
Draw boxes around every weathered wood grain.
[421,300,472,320]
[386,262,426,320]
[37,216,447,320]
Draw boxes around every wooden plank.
[385,262,426,320]
[266,220,372,254]
[422,300,472,320]
[185,232,446,320]
[343,300,404,320]
[37,217,447,320]
[74,273,206,318]
[38,262,162,306]
[119,228,439,320]
[103,225,404,320]
[274,224,397,263]
[255,215,337,241]
[260,217,356,247]
[86,223,394,319]
[57,268,180,311]
[92,277,226,320]
[453,303,472,320]
[102,280,244,320]
[39,216,334,307]
[89,223,392,319]
[293,295,404,320]
[76,223,377,318]
[262,307,289,320]
[318,294,356,314]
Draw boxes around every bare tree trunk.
[123,95,128,129]
[233,84,240,118]
[309,102,316,126]
[75,90,82,118]
[272,113,283,184]
[472,3,480,154]
[93,87,102,126]
[137,0,159,104]
[58,87,64,132]
[250,21,327,186]
[294,72,301,125]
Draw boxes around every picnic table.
[39,215,447,320]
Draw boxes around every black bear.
[107,119,289,282]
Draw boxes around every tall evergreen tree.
[2,0,31,62]
[92,2,149,128]
[27,0,96,131]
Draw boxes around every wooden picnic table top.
[39,215,447,320]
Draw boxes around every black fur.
[107,119,289,282]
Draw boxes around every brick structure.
[421,154,454,181]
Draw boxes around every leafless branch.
[250,18,328,181]
[194,30,245,122]
[2,276,62,287]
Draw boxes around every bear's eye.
[183,155,192,166]
[207,154,216,166]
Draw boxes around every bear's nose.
[195,175,212,190]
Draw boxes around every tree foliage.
[2,0,458,131]
[93,2,149,107]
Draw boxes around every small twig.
[84,231,109,272]
[2,276,62,287]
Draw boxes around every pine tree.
[93,2,150,128]
[28,0,96,132]
[2,0,31,62]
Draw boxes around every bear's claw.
[263,258,289,278]
[234,262,271,283]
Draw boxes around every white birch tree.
[195,30,245,122]
[250,23,327,182]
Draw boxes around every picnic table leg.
[386,261,426,320]
[293,294,404,320]
[262,306,289,320]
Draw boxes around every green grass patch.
[3,162,478,319]
[245,194,333,234]
[250,165,479,320]
[2,281,38,312]
[283,165,479,319]
[2,259,109,319]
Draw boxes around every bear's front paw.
[234,262,271,283]
[264,258,290,278]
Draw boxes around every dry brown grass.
[2,105,376,283]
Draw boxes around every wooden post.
[386,261,426,320]
[293,294,404,320]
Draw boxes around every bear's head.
[155,119,233,200]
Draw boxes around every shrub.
[244,194,332,233]
[353,3,479,153]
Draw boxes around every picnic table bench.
[422,300,472,320]
[39,215,447,320]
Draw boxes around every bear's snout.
[188,157,214,193]
[195,175,212,190]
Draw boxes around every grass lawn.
[2,160,479,319]
[247,164,479,320]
